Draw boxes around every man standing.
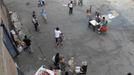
[54,27,61,47]
[68,1,73,15]
[32,16,39,32]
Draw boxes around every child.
[59,33,64,45]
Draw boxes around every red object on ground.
[100,25,108,32]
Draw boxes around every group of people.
[52,53,88,75]
[32,0,47,32]
[95,10,108,34]
[21,0,47,53]
[88,9,108,34]
[97,17,108,34]
[22,1,47,53]
[68,57,88,75]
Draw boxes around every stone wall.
[0,0,18,75]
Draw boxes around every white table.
[89,20,99,32]
[89,20,99,26]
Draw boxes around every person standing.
[54,27,62,47]
[32,16,39,32]
[80,61,88,74]
[54,53,60,69]
[23,35,32,53]
[68,1,73,15]
[78,0,83,6]
[68,57,76,73]
[95,12,101,22]
[40,8,47,23]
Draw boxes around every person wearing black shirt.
[23,35,32,53]
[54,53,60,69]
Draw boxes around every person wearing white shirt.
[32,16,39,32]
[68,1,73,15]
[54,27,61,47]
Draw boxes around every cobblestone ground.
[4,0,134,75]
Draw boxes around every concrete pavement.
[4,0,134,75]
